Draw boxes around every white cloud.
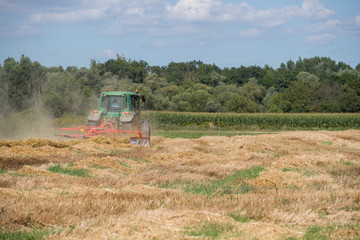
[166,0,334,27]
[304,15,360,36]
[0,0,12,7]
[305,20,342,33]
[304,33,335,45]
[166,0,221,21]
[355,15,360,25]
[0,0,342,42]
[126,8,145,15]
[238,28,262,39]
[344,15,360,32]
[344,15,360,33]
[0,21,41,37]
[241,0,334,28]
[99,0,339,44]
[300,0,335,19]
[242,5,296,27]
[152,40,169,48]
[90,49,116,60]
[30,8,107,24]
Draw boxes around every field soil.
[0,131,360,239]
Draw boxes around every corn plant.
[142,112,360,129]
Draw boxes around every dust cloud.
[0,109,60,140]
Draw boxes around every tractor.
[57,89,150,146]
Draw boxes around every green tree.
[204,100,223,112]
[102,55,148,83]
[285,80,317,112]
[267,93,290,113]
[177,101,192,111]
[160,85,183,100]
[262,87,277,110]
[0,64,11,115]
[223,65,265,85]
[189,89,211,112]
[87,61,103,94]
[171,84,211,112]
[296,72,319,86]
[128,59,149,83]
[214,84,242,107]
[31,61,47,107]
[339,85,360,112]
[2,56,47,111]
[152,95,170,111]
[240,78,266,104]
[166,61,199,85]
[337,70,359,85]
[312,79,340,112]
[42,72,72,117]
[273,65,297,90]
[225,94,257,113]
[347,79,360,96]
[4,56,30,111]
[144,73,168,92]
[196,63,222,86]
[260,69,275,88]
[267,80,316,112]
[42,72,92,117]
[356,63,360,72]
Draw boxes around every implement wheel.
[140,120,150,146]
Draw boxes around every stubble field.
[0,131,360,239]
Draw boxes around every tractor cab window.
[130,95,140,111]
[101,95,127,112]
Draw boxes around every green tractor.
[58,89,150,146]
[88,90,144,129]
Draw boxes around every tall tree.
[225,94,257,113]
[339,85,360,112]
[4,56,31,111]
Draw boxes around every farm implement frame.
[57,120,150,146]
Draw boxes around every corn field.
[142,112,360,129]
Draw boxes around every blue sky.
[0,0,359,69]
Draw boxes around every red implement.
[56,121,150,146]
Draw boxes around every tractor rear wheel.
[121,114,140,131]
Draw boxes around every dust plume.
[0,108,60,140]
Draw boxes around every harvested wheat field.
[0,131,360,239]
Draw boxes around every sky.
[0,0,359,69]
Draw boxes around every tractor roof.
[100,91,136,96]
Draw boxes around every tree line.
[0,54,360,118]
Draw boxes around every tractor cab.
[99,92,139,116]
[88,90,144,128]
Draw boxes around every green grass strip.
[0,228,54,240]
[304,224,360,240]
[152,130,271,139]
[184,222,234,239]
[160,165,264,196]
[228,213,250,223]
[48,164,90,177]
